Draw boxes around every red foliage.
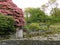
[0,0,25,27]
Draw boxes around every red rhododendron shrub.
[0,0,25,27]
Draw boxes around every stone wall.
[0,40,60,45]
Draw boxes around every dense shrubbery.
[0,14,16,39]
[29,23,40,31]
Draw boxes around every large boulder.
[0,0,24,27]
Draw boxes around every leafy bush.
[23,25,30,32]
[0,14,16,38]
[30,23,48,31]
[29,23,40,31]
[23,23,48,32]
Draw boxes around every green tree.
[51,8,60,16]
[0,13,16,38]
[41,0,58,13]
[24,8,47,23]
[51,8,60,23]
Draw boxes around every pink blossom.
[0,0,25,26]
